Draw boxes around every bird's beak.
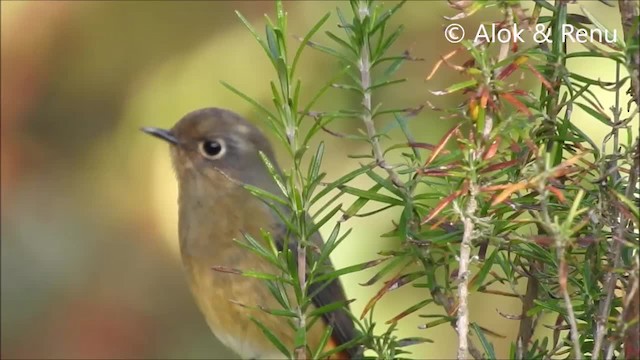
[140,127,178,145]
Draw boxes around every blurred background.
[1,1,628,359]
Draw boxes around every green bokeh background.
[1,1,627,359]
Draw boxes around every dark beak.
[140,127,178,145]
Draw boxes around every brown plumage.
[142,108,358,359]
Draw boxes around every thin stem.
[559,248,582,360]
[618,0,640,106]
[593,62,623,360]
[431,289,484,360]
[621,259,640,359]
[356,1,405,190]
[516,262,540,359]
[456,185,478,360]
[621,139,640,359]
[607,261,639,359]
[605,137,640,359]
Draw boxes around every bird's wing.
[240,153,361,357]
[272,221,361,358]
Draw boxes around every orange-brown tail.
[323,336,351,360]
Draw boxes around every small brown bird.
[142,108,359,359]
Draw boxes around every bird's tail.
[323,336,351,360]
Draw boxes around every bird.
[141,107,359,359]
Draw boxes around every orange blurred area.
[0,1,626,359]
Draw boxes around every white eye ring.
[198,139,226,160]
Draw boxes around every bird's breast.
[176,186,325,358]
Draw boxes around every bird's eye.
[198,139,226,160]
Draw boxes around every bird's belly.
[182,254,323,359]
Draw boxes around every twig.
[537,150,582,359]
[618,0,640,106]
[431,289,485,360]
[622,262,640,359]
[621,139,640,360]
[604,138,640,359]
[559,249,582,360]
[593,63,625,360]
[606,260,640,359]
[356,2,405,190]
[516,262,540,359]
[456,185,478,360]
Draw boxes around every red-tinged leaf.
[480,87,489,109]
[212,266,243,275]
[497,63,519,80]
[480,159,519,174]
[511,41,520,54]
[441,52,466,72]
[447,0,474,11]
[424,123,462,167]
[491,181,528,206]
[445,0,483,19]
[428,215,454,231]
[228,299,250,308]
[479,184,512,192]
[360,272,404,319]
[462,58,475,69]
[421,190,461,225]
[547,185,567,203]
[359,257,409,287]
[408,142,451,155]
[526,63,555,93]
[387,299,434,324]
[576,235,597,247]
[548,153,590,179]
[510,89,529,96]
[420,181,469,225]
[558,151,589,168]
[420,169,453,177]
[551,166,581,179]
[387,271,423,292]
[532,235,554,247]
[576,156,597,170]
[418,163,460,176]
[509,141,522,153]
[483,137,501,160]
[362,256,394,269]
[426,48,461,81]
[501,92,532,116]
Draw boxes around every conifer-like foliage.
[222,1,639,359]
